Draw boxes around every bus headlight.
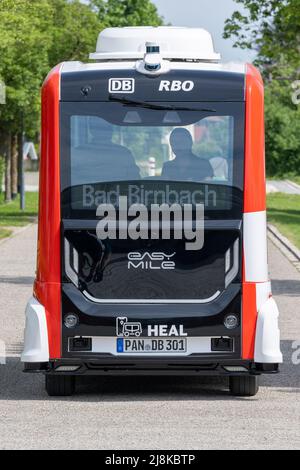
[64,314,79,329]
[224,314,239,330]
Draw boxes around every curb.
[266,182,279,194]
[268,224,300,272]
[286,180,300,193]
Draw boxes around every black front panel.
[63,226,241,301]
[59,67,245,363]
[61,283,242,360]
[61,69,245,103]
[60,98,244,299]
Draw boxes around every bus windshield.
[61,102,245,219]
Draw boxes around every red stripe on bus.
[34,64,62,359]
[242,64,267,359]
[244,64,266,213]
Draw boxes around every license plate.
[117,338,187,354]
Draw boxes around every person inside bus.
[73,117,141,183]
[161,128,214,182]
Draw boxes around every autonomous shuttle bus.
[22,27,283,396]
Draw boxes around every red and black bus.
[22,27,282,396]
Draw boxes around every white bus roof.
[89,26,221,62]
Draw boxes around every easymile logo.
[96,196,204,251]
[109,78,135,94]
[128,252,176,270]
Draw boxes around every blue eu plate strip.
[117,338,124,353]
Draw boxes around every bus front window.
[61,102,244,220]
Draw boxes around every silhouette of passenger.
[162,128,214,182]
[72,117,140,184]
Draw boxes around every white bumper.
[21,297,49,363]
[254,297,283,364]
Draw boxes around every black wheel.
[229,375,259,397]
[45,375,75,397]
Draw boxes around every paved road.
[0,225,299,450]
[1,172,39,193]
[24,172,39,192]
[267,180,300,195]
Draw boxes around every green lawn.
[267,193,300,250]
[0,228,13,239]
[291,176,300,186]
[0,193,39,239]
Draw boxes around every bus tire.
[45,375,75,397]
[229,376,259,397]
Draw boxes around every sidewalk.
[1,172,39,193]
[267,180,300,195]
[24,172,39,192]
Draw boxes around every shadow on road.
[272,279,300,297]
[0,341,298,402]
[0,276,35,286]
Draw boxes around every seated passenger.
[162,128,214,182]
[72,117,141,183]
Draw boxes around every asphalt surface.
[0,225,299,450]
[267,180,300,195]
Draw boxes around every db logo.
[109,78,135,94]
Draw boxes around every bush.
[265,81,300,177]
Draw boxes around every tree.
[265,81,300,176]
[0,0,103,201]
[224,0,300,79]
[0,0,102,140]
[224,0,300,176]
[48,0,102,66]
[0,0,52,201]
[90,0,164,28]
[0,0,163,202]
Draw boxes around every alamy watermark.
[292,340,300,365]
[291,80,300,106]
[0,340,6,365]
[0,80,6,105]
[80,184,219,251]
[96,196,205,251]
